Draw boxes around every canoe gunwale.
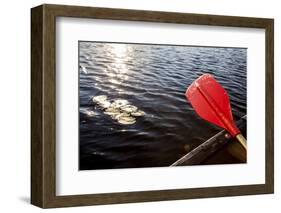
[171,115,247,166]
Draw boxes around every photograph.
[78,41,247,170]
[30,4,274,208]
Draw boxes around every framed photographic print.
[31,4,274,208]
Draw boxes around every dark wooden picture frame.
[31,4,274,208]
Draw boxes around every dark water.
[79,42,247,170]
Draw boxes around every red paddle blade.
[186,74,240,137]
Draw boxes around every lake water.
[79,42,247,170]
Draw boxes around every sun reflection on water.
[105,44,131,91]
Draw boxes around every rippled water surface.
[79,42,247,170]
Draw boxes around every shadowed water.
[79,42,247,170]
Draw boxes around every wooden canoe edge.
[171,115,247,166]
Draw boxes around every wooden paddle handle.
[236,134,247,151]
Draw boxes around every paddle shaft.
[236,134,247,151]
